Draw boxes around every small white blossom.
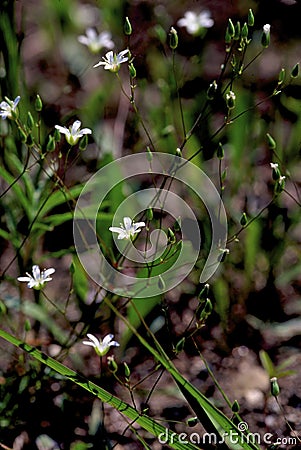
[93,50,129,73]
[55,120,92,146]
[279,175,286,183]
[270,162,279,170]
[263,24,271,35]
[109,217,146,240]
[177,10,214,35]
[78,28,114,53]
[0,96,20,120]
[83,333,119,356]
[17,265,55,290]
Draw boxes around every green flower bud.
[175,337,185,353]
[79,134,88,151]
[129,62,136,78]
[174,217,181,232]
[69,262,75,274]
[187,417,198,427]
[198,283,209,301]
[248,9,254,27]
[124,362,131,378]
[261,24,270,48]
[207,80,217,100]
[225,28,232,45]
[270,377,280,397]
[226,91,236,110]
[27,112,34,130]
[266,133,276,149]
[46,135,56,152]
[54,128,61,142]
[158,275,165,290]
[146,207,153,221]
[240,212,248,227]
[124,17,132,36]
[231,400,240,413]
[204,298,213,315]
[167,228,176,244]
[35,94,43,112]
[234,21,241,40]
[24,319,31,332]
[241,22,248,39]
[169,27,178,50]
[278,68,285,85]
[19,128,27,143]
[108,356,118,373]
[274,176,286,194]
[146,146,153,162]
[291,62,299,78]
[217,142,224,159]
[227,19,235,38]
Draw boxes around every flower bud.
[175,337,185,353]
[175,147,182,158]
[54,128,61,142]
[46,135,56,152]
[108,356,118,373]
[217,142,224,159]
[187,417,198,427]
[270,377,280,397]
[207,80,217,100]
[278,68,285,86]
[124,362,131,379]
[240,212,248,227]
[24,319,31,332]
[234,21,241,40]
[231,400,240,413]
[27,112,34,130]
[35,94,43,112]
[274,176,286,194]
[169,27,178,50]
[266,133,276,149]
[227,19,235,38]
[241,23,248,40]
[291,62,299,78]
[248,9,254,27]
[226,91,236,110]
[26,133,34,147]
[270,162,280,181]
[146,207,153,221]
[198,283,209,301]
[146,146,153,162]
[158,275,165,290]
[167,228,176,244]
[261,24,270,48]
[19,128,27,143]
[79,134,88,151]
[129,62,136,78]
[124,17,132,36]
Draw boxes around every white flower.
[93,49,129,73]
[109,217,146,240]
[83,333,119,356]
[78,28,114,54]
[17,265,55,290]
[279,175,286,183]
[263,24,271,35]
[0,96,20,120]
[270,162,279,170]
[177,10,214,35]
[55,120,92,146]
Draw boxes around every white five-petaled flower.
[177,10,214,35]
[78,28,114,54]
[0,96,20,120]
[55,120,92,146]
[263,24,271,35]
[270,162,279,170]
[17,265,55,290]
[82,333,120,357]
[93,49,129,73]
[109,217,146,240]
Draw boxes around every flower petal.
[123,217,132,230]
[32,265,40,281]
[71,120,81,135]
[55,125,68,135]
[86,333,100,347]
[43,268,55,278]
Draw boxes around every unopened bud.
[26,133,34,147]
[207,80,217,100]
[274,176,286,194]
[198,283,209,301]
[226,91,236,109]
[129,62,136,78]
[146,207,153,221]
[291,62,299,78]
[187,417,198,427]
[108,356,118,373]
[234,21,241,40]
[124,17,132,36]
[169,27,178,50]
[240,212,248,227]
[270,377,280,397]
[227,19,235,38]
[124,362,131,378]
[24,319,31,332]
[278,68,285,85]
[46,135,56,152]
[27,112,34,130]
[231,400,240,413]
[261,24,270,48]
[266,133,276,150]
[19,128,27,143]
[167,228,176,244]
[248,9,254,27]
[35,94,43,112]
[146,146,153,162]
[217,142,224,159]
[79,134,88,151]
[54,128,61,142]
[158,275,165,290]
[241,23,248,39]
